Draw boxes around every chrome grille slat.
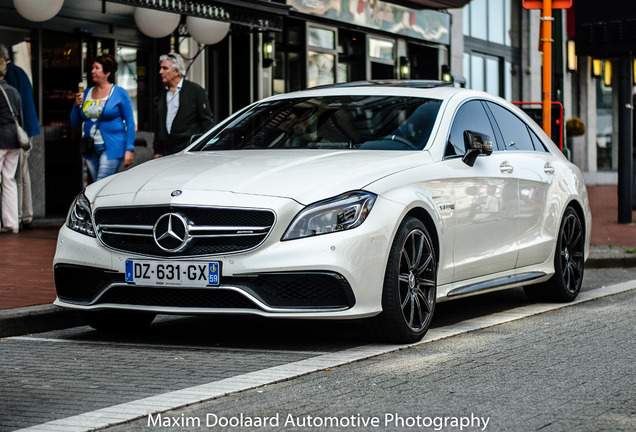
[94,205,276,257]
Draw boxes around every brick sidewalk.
[588,185,636,248]
[0,185,634,310]
[0,227,58,309]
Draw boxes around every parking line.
[15,280,636,432]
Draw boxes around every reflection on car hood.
[94,150,429,204]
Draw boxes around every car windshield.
[194,96,442,151]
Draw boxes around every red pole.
[541,0,553,136]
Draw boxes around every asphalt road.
[1,268,635,432]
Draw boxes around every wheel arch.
[563,197,590,260]
[566,199,587,235]
[402,207,440,270]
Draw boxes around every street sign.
[522,0,571,9]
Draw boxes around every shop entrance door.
[42,33,114,215]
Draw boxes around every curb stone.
[0,304,84,338]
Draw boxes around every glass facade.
[462,0,518,101]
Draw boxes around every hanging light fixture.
[566,40,577,72]
[262,32,275,68]
[399,56,410,79]
[591,59,602,78]
[186,16,230,45]
[603,60,612,87]
[134,7,180,39]
[13,0,63,22]
[441,64,452,82]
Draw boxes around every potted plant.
[566,117,586,137]
[565,117,586,163]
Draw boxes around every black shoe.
[21,222,33,230]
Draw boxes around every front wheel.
[372,217,437,343]
[524,207,585,302]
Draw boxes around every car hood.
[93,150,431,205]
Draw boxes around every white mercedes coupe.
[54,81,591,343]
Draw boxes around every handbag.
[0,83,31,151]
[79,136,95,155]
[79,85,113,156]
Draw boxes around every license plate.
[125,260,220,287]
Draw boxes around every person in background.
[153,53,214,158]
[0,43,41,230]
[0,57,22,234]
[71,54,135,181]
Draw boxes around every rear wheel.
[82,310,156,333]
[524,207,584,302]
[372,217,436,343]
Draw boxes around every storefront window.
[462,0,519,99]
[369,38,395,61]
[464,0,513,47]
[307,25,337,88]
[308,52,335,88]
[596,79,614,170]
[309,27,335,50]
[468,0,487,41]
[116,46,138,126]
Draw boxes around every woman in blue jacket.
[71,54,135,181]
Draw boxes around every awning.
[106,0,290,32]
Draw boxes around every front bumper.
[53,196,402,319]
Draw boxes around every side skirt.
[446,272,547,298]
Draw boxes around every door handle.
[544,164,555,174]
[500,163,513,174]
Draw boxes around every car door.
[445,100,519,282]
[484,101,554,268]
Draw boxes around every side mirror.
[462,130,493,166]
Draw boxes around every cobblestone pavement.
[2,271,635,432]
[99,289,636,432]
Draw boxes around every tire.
[372,217,437,343]
[82,310,156,333]
[524,207,585,302]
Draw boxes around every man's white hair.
[159,53,186,77]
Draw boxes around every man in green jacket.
[153,53,215,157]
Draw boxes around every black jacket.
[0,80,22,150]
[153,79,215,155]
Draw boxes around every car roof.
[311,80,454,89]
[262,80,482,103]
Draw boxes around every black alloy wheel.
[373,217,437,343]
[525,207,584,302]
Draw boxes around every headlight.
[282,191,377,241]
[67,192,96,237]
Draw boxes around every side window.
[486,102,534,151]
[446,100,496,157]
[528,126,549,152]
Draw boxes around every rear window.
[194,96,442,151]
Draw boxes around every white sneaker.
[0,227,19,234]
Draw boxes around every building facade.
[0,0,631,221]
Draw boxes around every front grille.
[94,205,275,257]
[55,264,354,310]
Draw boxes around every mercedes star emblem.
[153,213,189,251]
